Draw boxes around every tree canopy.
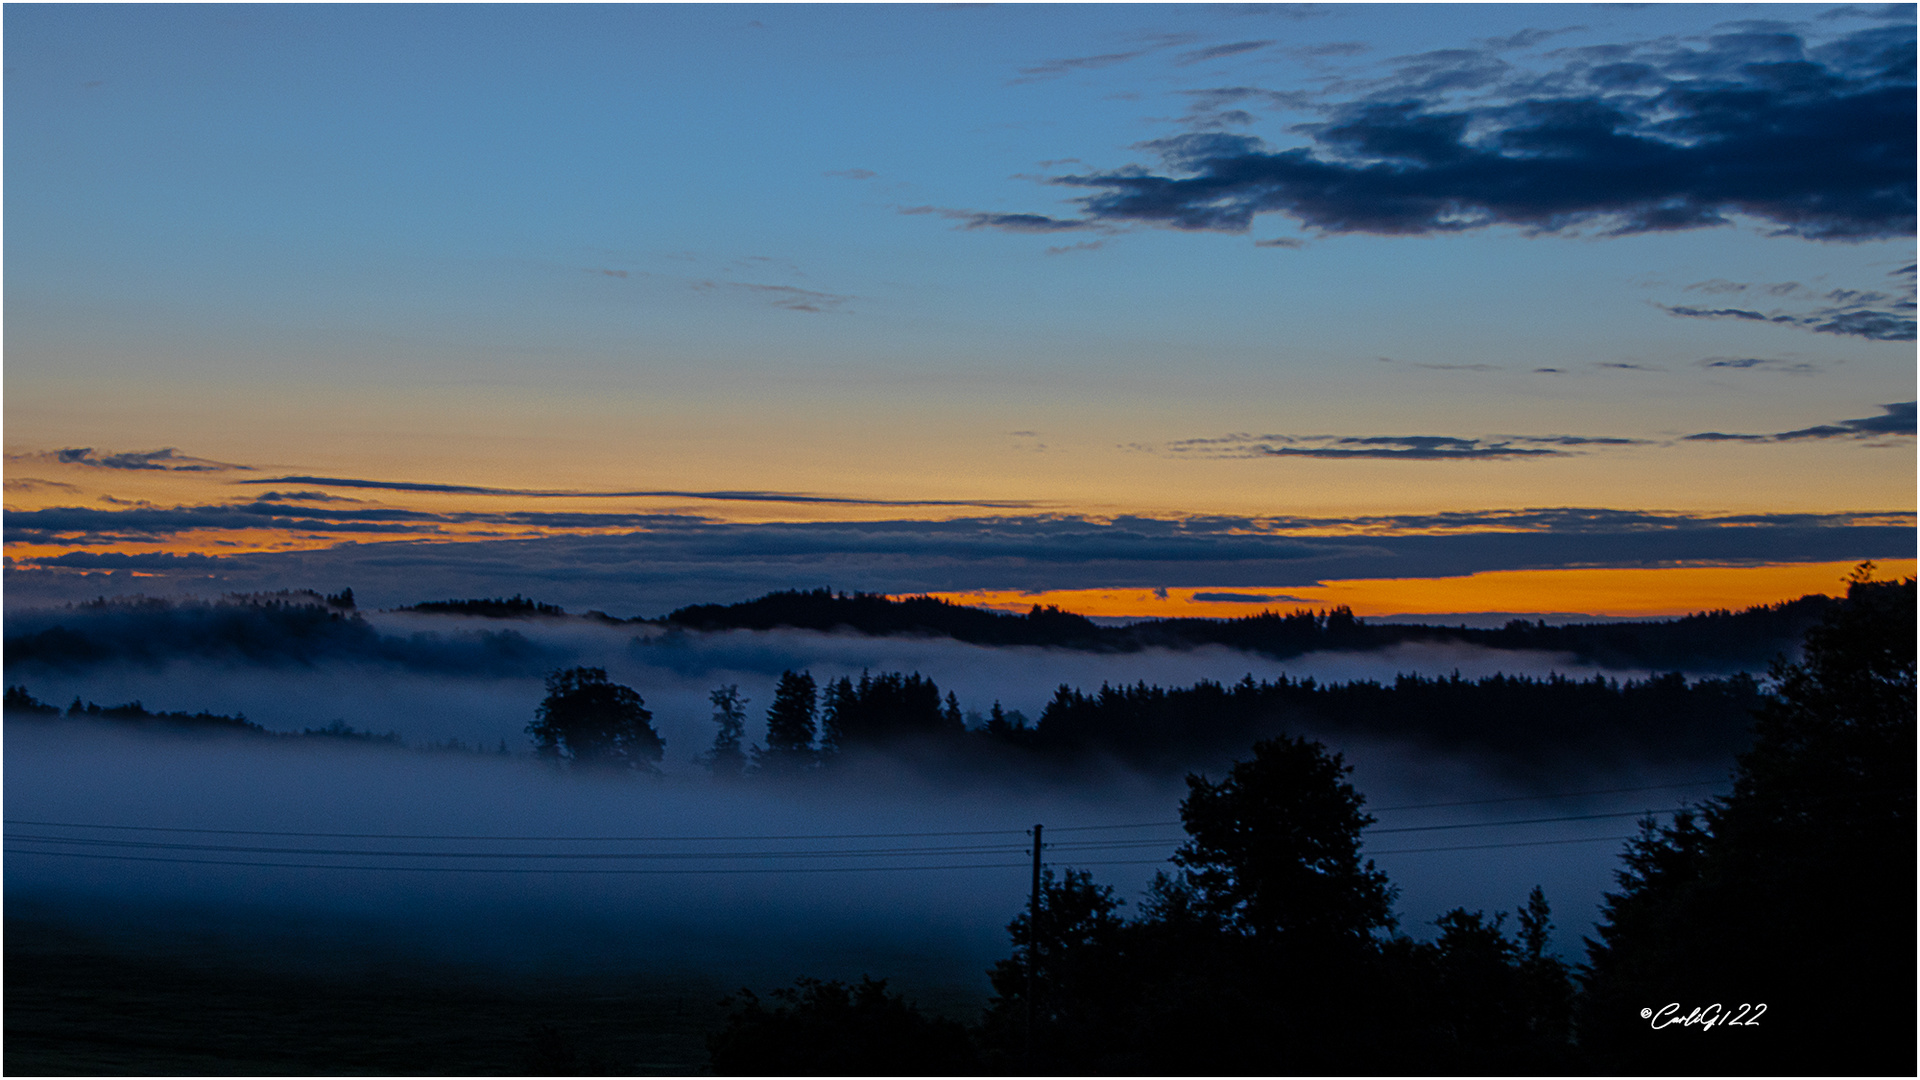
[526,667,663,771]
[1173,734,1395,945]
[1580,570,1916,1075]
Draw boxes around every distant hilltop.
[24,584,1834,676]
[648,587,1834,673]
[398,595,568,619]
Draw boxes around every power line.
[1367,835,1638,856]
[1,848,1035,875]
[6,780,1717,845]
[5,831,1646,874]
[2,834,1036,860]
[2,818,1034,843]
[1369,808,1682,836]
[1369,779,1724,812]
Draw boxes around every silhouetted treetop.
[707,976,978,1075]
[665,588,1103,646]
[1173,735,1395,945]
[819,670,963,753]
[1579,568,1916,1075]
[402,595,567,618]
[527,667,663,771]
[658,586,1834,671]
[754,670,818,774]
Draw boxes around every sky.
[5,3,1914,619]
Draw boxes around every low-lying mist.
[5,714,1728,994]
[9,609,1704,759]
[6,602,1747,1002]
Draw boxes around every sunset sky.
[5,3,1913,618]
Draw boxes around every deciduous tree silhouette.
[526,667,663,771]
[707,976,977,1075]
[1172,733,1395,945]
[703,684,749,777]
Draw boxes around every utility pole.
[1026,822,1043,1063]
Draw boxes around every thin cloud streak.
[11,448,253,473]
[1166,433,1648,461]
[1684,401,1916,443]
[236,476,1038,508]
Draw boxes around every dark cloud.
[1175,40,1274,66]
[31,551,229,571]
[1190,591,1314,603]
[3,504,444,545]
[22,448,252,473]
[1683,401,1916,443]
[971,24,1913,241]
[236,475,1035,508]
[9,510,1907,616]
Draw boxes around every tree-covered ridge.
[665,588,1103,646]
[400,595,568,618]
[3,687,414,745]
[1016,670,1763,773]
[4,594,563,674]
[708,573,1915,1074]
[1578,573,1916,1075]
[663,587,1835,672]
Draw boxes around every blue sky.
[5,3,1913,615]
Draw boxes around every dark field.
[4,917,732,1075]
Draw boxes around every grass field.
[5,917,736,1075]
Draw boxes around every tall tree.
[755,670,817,774]
[525,666,663,771]
[1580,569,1916,1074]
[1172,734,1395,946]
[703,684,749,777]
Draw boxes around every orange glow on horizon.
[913,560,1918,622]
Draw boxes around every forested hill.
[665,590,1106,647]
[662,588,1837,672]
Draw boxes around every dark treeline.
[400,594,569,618]
[693,667,1762,779]
[667,590,1107,647]
[4,592,563,674]
[708,575,1916,1075]
[4,685,265,735]
[1009,670,1760,772]
[661,587,1834,672]
[1,686,493,751]
[5,585,1834,680]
